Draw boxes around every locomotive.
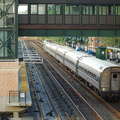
[43,40,120,100]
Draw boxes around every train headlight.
[102,88,109,91]
[102,88,106,91]
[104,73,108,76]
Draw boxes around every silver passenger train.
[43,40,120,99]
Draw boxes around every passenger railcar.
[43,41,120,100]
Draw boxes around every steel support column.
[0,0,18,59]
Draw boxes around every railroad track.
[38,61,103,120]
[35,63,81,120]
[25,63,43,120]
[35,40,120,113]
[25,40,82,120]
[22,41,119,120]
[23,41,59,120]
[24,40,104,120]
[25,40,78,120]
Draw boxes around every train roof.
[45,41,75,51]
[78,54,118,72]
[44,42,119,72]
[60,45,119,72]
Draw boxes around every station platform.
[7,61,32,107]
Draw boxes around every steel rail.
[29,40,104,120]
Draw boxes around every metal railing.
[9,91,26,104]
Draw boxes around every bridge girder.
[18,29,120,37]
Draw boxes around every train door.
[111,73,120,91]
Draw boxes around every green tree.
[97,37,120,47]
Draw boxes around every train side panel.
[55,48,65,63]
[49,45,58,57]
[64,52,79,72]
[77,62,100,90]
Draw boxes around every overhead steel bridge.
[18,0,120,37]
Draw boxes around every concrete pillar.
[9,112,21,120]
[13,112,19,117]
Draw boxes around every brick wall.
[0,62,20,96]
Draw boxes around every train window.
[91,73,94,78]
[82,67,84,71]
[89,72,91,76]
[88,72,90,76]
[96,77,100,82]
[94,75,96,79]
[91,73,93,77]
[81,67,84,71]
[113,74,117,78]
[80,67,82,70]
